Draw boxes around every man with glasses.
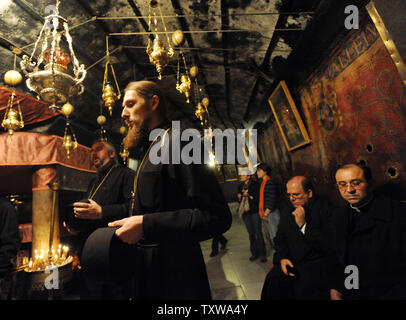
[329,162,406,300]
[261,176,332,299]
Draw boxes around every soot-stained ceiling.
[0,0,323,148]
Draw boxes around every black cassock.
[67,164,135,237]
[86,164,135,228]
[131,127,232,299]
[0,198,20,278]
[68,164,135,299]
[0,197,20,299]
[328,193,406,299]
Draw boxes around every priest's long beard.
[123,118,150,149]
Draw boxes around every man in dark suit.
[329,163,406,300]
[261,176,331,300]
[108,80,232,299]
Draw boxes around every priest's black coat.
[66,164,136,235]
[0,197,20,278]
[328,193,406,299]
[132,128,232,299]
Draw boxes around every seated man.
[329,163,406,300]
[261,176,332,300]
[0,197,20,300]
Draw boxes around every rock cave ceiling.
[0,0,322,147]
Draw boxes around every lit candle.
[62,246,69,260]
[33,254,39,270]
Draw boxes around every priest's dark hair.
[335,161,372,182]
[124,80,167,120]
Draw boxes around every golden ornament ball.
[171,30,184,46]
[4,70,22,86]
[150,0,159,8]
[202,97,209,107]
[119,126,127,136]
[190,66,198,78]
[97,115,107,126]
[61,103,74,117]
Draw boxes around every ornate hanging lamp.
[192,69,209,127]
[119,125,129,165]
[101,36,121,116]
[96,114,108,141]
[146,0,174,80]
[61,102,77,159]
[2,92,24,136]
[176,51,191,103]
[62,122,78,159]
[20,0,86,111]
[2,54,24,136]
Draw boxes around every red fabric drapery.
[0,132,95,194]
[0,86,61,126]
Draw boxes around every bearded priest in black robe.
[108,80,232,299]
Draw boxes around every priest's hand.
[108,215,144,244]
[280,258,295,277]
[292,206,306,228]
[330,289,343,300]
[73,199,102,220]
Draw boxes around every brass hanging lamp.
[119,125,129,164]
[62,121,78,159]
[176,51,191,103]
[61,102,77,159]
[146,0,174,80]
[20,0,86,111]
[193,75,209,127]
[2,54,24,136]
[102,36,121,116]
[2,92,24,136]
[96,114,108,141]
